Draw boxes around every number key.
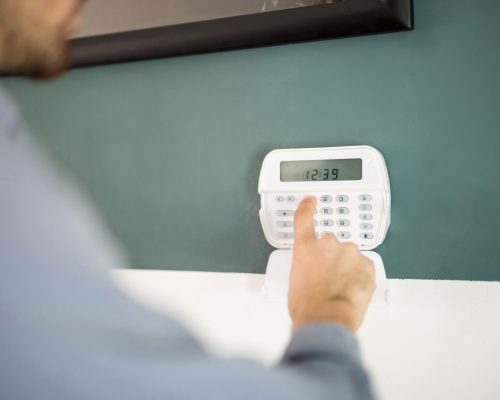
[338,231,351,239]
[336,207,349,215]
[320,219,334,227]
[337,219,350,227]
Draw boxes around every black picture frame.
[69,0,412,69]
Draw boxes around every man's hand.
[288,197,375,332]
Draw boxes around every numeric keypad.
[272,192,377,245]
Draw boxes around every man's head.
[0,0,85,79]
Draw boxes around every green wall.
[3,0,500,280]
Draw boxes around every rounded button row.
[320,194,372,203]
[276,194,373,203]
[276,221,372,230]
[277,231,373,240]
[320,219,350,227]
[320,195,348,203]
[320,207,349,215]
[278,208,363,216]
[277,207,372,218]
[275,195,296,202]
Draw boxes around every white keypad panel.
[265,192,382,248]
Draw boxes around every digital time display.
[280,158,362,182]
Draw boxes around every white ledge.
[112,269,500,400]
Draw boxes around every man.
[0,1,376,399]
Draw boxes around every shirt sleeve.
[279,322,375,400]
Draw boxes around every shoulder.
[0,83,128,278]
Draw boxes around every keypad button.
[337,219,350,227]
[338,231,351,239]
[359,213,373,220]
[319,195,333,203]
[358,194,372,202]
[320,219,334,227]
[275,195,285,202]
[276,210,294,217]
[361,232,374,239]
[278,232,294,239]
[336,207,349,215]
[336,195,349,203]
[320,207,333,215]
[276,221,293,228]
[359,204,372,211]
[359,223,373,230]
[286,195,296,202]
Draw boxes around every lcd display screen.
[280,159,362,181]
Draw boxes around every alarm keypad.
[259,146,390,251]
[269,191,382,247]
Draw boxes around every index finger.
[294,196,317,243]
